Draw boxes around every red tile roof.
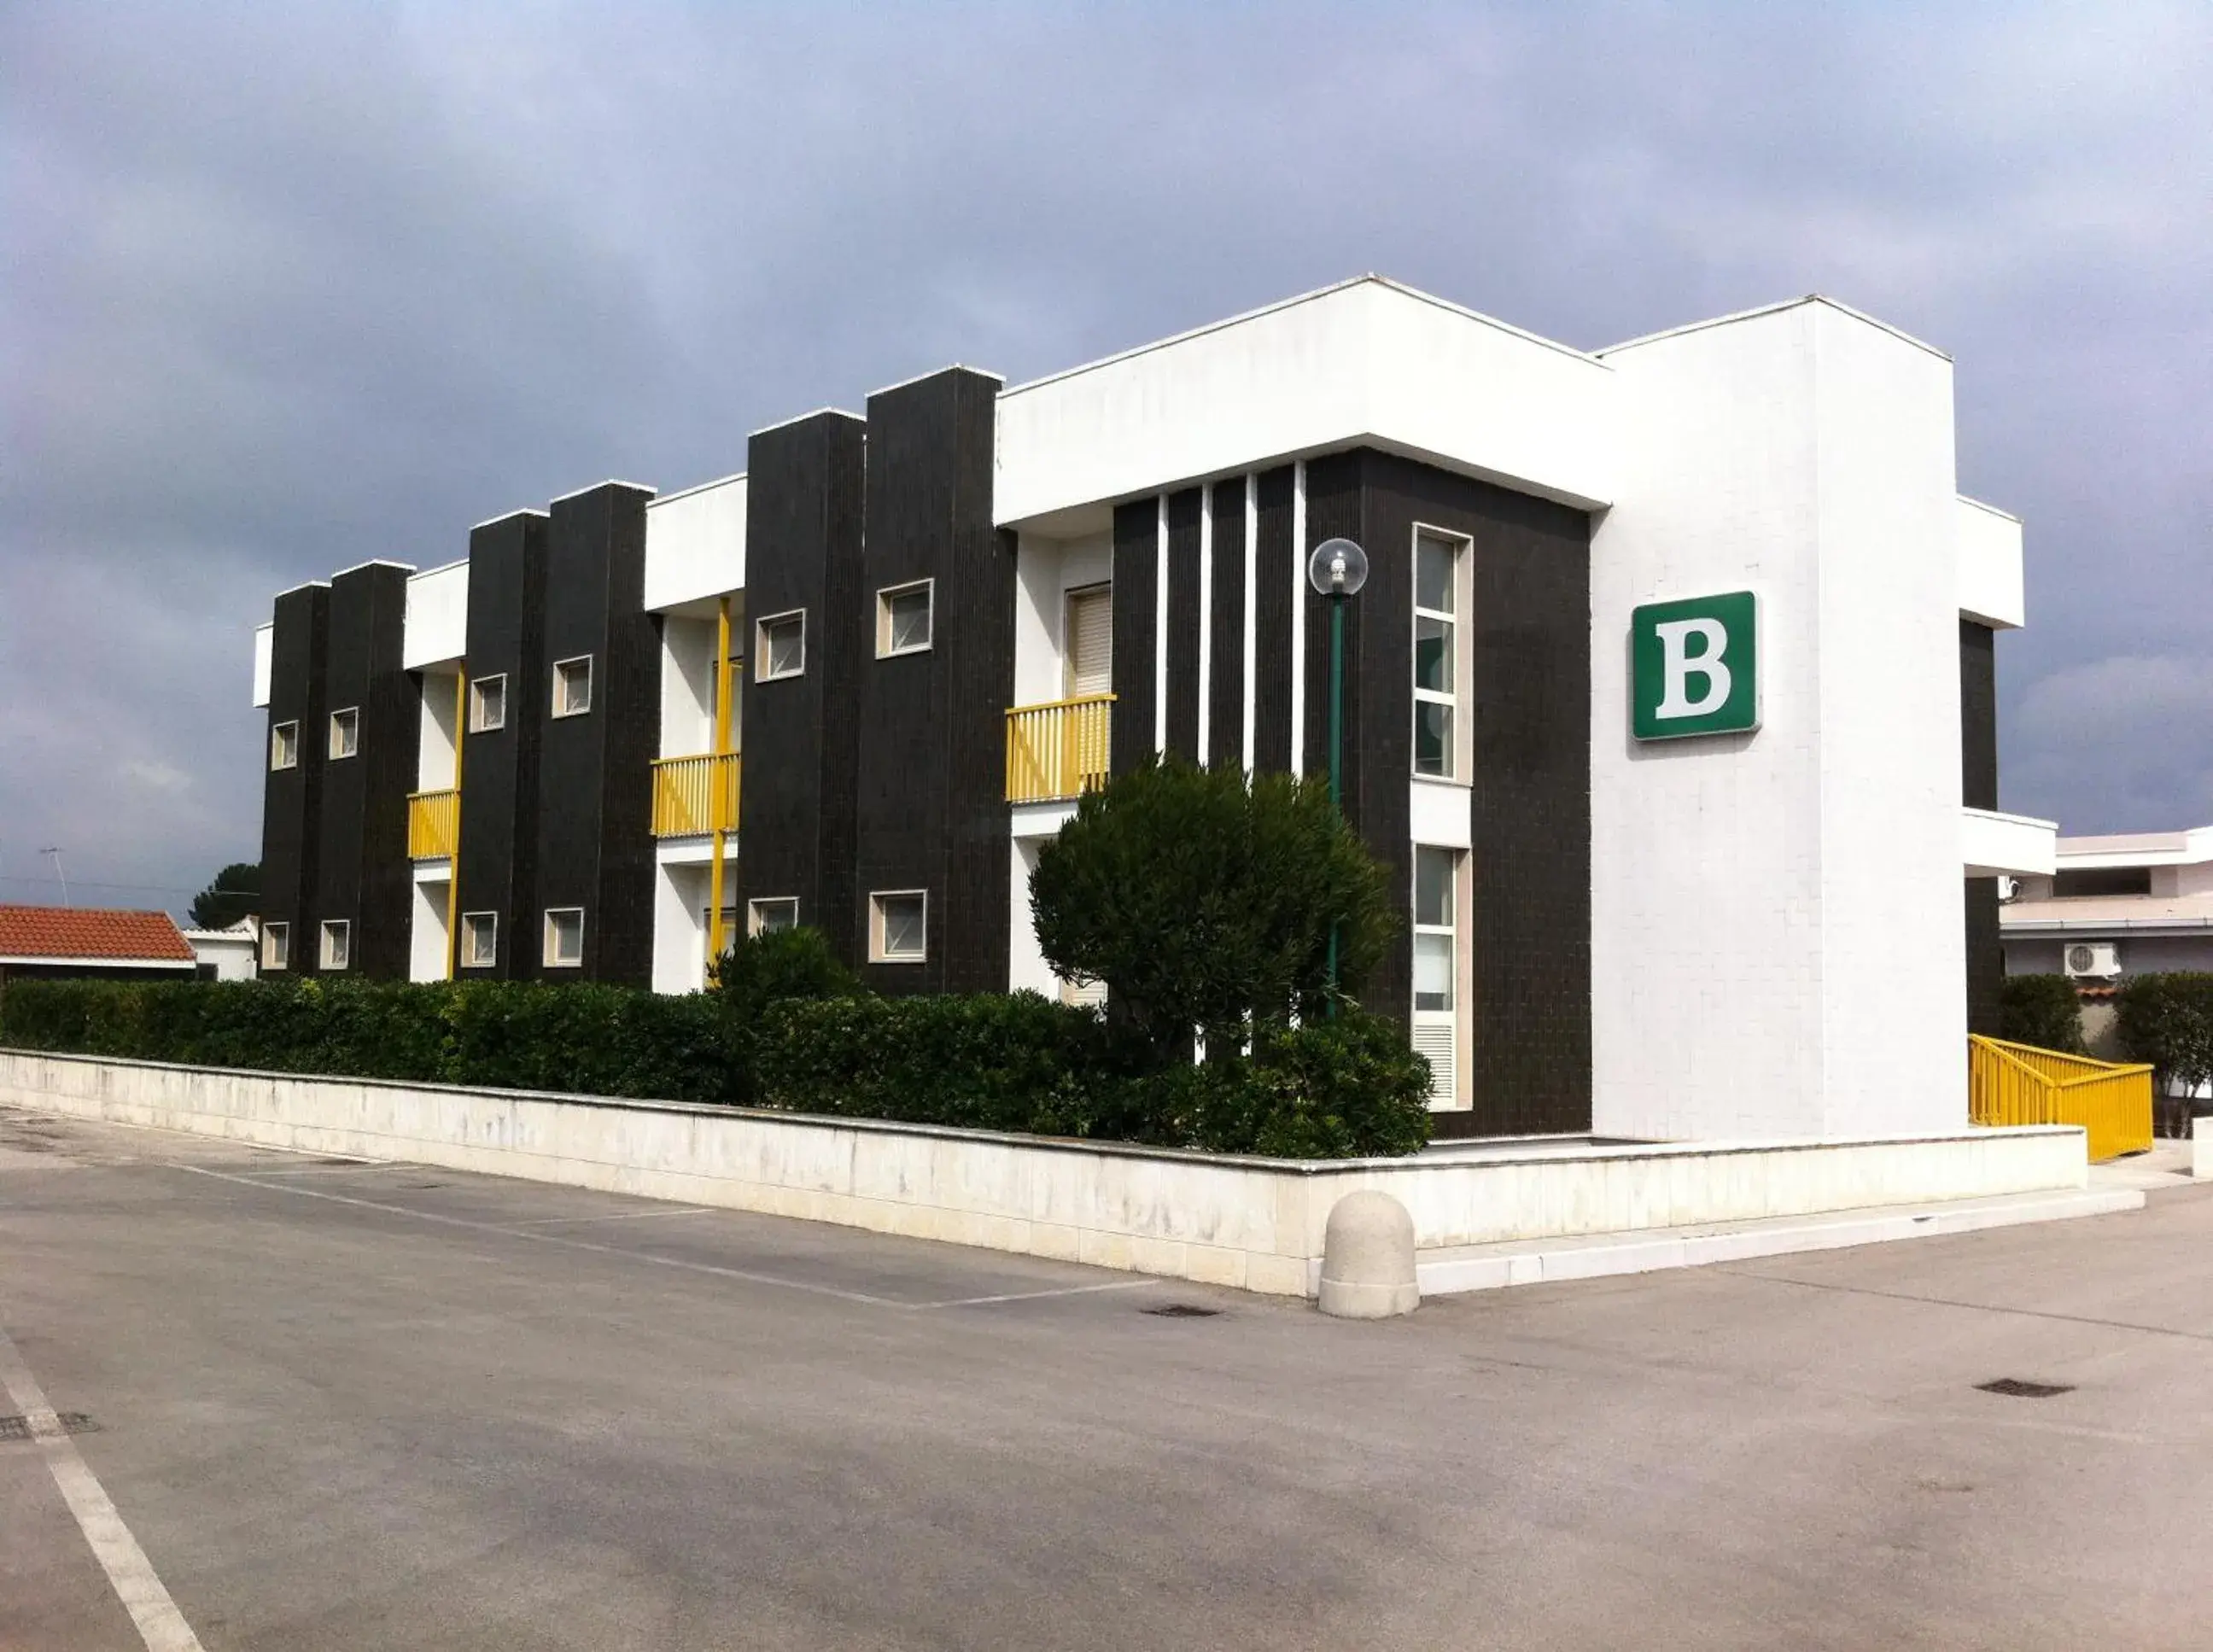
[0,905,197,964]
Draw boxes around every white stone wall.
[1590,301,1971,1141]
[1,1051,2086,1299]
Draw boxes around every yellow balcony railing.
[1005,693,1113,804]
[652,751,741,838]
[408,788,458,860]
[1969,1033,2154,1163]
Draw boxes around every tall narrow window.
[319,919,352,972]
[328,707,359,760]
[543,908,585,968]
[260,921,290,970]
[1413,532,1461,779]
[470,674,507,733]
[1065,583,1113,698]
[270,721,299,771]
[877,580,934,657]
[552,657,593,718]
[756,611,806,681]
[1410,845,1459,1107]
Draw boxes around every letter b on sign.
[1632,591,1758,740]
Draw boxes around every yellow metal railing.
[652,751,741,838]
[1005,693,1113,804]
[408,788,458,860]
[1969,1033,2154,1162]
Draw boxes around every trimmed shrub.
[710,926,864,1104]
[1995,974,2086,1054]
[1030,756,1398,1056]
[1132,1013,1435,1158]
[2115,972,2213,1105]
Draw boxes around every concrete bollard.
[1317,1190,1420,1318]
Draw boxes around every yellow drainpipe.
[445,669,465,980]
[707,597,733,975]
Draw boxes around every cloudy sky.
[3,1,2208,917]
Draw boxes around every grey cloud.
[3,1,2209,913]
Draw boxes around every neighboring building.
[2001,826,2213,982]
[248,277,2052,1141]
[0,906,200,986]
[183,920,261,981]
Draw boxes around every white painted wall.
[410,878,448,982]
[652,857,719,994]
[417,669,458,791]
[1963,807,2058,878]
[1956,496,2025,630]
[995,278,1617,528]
[1010,530,1113,706]
[402,560,469,670]
[1590,299,1971,1141]
[1008,839,1057,995]
[644,473,746,614]
[659,616,718,758]
[252,622,273,708]
[183,929,258,981]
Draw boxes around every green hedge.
[0,961,1433,1159]
[1995,973,2086,1054]
[0,977,739,1105]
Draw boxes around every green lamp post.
[1305,536,1369,1015]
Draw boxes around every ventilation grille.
[1412,1021,1456,1106]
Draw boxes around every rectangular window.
[542,907,585,967]
[1065,583,1113,698]
[748,896,799,936]
[552,657,593,718]
[1413,531,1463,779]
[870,890,927,963]
[260,921,289,970]
[460,911,498,969]
[328,706,359,760]
[319,919,352,972]
[470,674,507,733]
[876,580,934,657]
[1410,844,1460,1109]
[756,611,806,681]
[270,721,299,771]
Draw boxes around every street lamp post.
[1305,538,1368,1016]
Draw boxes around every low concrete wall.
[0,1050,2088,1297]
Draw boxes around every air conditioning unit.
[2064,942,2121,979]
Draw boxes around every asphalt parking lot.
[3,1105,2210,1650]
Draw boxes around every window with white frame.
[319,919,352,972]
[470,674,507,733]
[260,921,290,970]
[460,911,498,969]
[552,657,593,718]
[270,721,299,771]
[328,706,359,760]
[756,611,806,681]
[1064,583,1113,698]
[748,896,799,936]
[869,890,927,963]
[1412,531,1463,779]
[876,580,933,657]
[543,907,584,967]
[1410,845,1460,1107]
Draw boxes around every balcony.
[408,788,458,860]
[1005,694,1113,804]
[652,751,741,837]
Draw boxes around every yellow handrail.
[407,787,459,860]
[1005,694,1114,803]
[652,752,741,838]
[1968,1033,2154,1162]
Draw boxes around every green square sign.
[1632,591,1759,740]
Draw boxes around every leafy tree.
[188,862,260,930]
[1994,973,2085,1054]
[1029,756,1396,1057]
[710,925,865,1102]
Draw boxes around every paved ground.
[3,1106,2210,1650]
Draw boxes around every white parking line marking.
[505,1207,717,1228]
[0,1319,206,1652]
[923,1279,1161,1308]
